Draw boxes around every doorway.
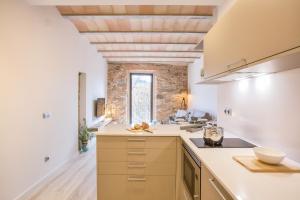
[78,72,86,150]
[129,73,153,124]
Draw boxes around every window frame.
[129,73,154,124]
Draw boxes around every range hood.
[197,47,300,84]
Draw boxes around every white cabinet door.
[204,0,300,78]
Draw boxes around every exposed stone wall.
[107,63,188,124]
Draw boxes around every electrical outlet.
[224,108,228,115]
[44,156,50,162]
[224,108,232,116]
[228,108,232,116]
[42,112,51,119]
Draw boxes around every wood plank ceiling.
[57,5,216,65]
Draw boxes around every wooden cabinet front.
[201,165,233,200]
[98,175,175,200]
[204,0,300,78]
[97,136,177,200]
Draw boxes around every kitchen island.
[97,124,183,200]
[96,124,300,200]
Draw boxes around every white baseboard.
[14,153,79,200]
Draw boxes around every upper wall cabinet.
[203,0,300,79]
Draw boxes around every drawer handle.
[127,138,146,142]
[128,177,146,182]
[128,164,146,168]
[128,152,146,155]
[208,178,227,200]
[226,58,247,70]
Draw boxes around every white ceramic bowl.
[254,147,286,165]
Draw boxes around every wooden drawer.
[98,175,175,200]
[201,165,233,200]
[98,148,176,163]
[146,137,177,149]
[97,136,128,149]
[98,175,127,200]
[97,136,176,149]
[98,162,176,175]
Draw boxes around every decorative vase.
[81,140,89,152]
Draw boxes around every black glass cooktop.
[190,138,255,148]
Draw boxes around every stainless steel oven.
[183,143,201,200]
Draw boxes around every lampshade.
[179,89,188,95]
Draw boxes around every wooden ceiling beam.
[104,56,200,59]
[107,58,195,62]
[80,31,207,34]
[91,42,199,45]
[98,50,202,53]
[31,0,224,6]
[64,14,213,19]
[107,61,192,64]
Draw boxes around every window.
[130,73,153,124]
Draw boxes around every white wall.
[188,58,218,118]
[218,68,300,161]
[214,0,300,162]
[186,0,236,118]
[216,0,236,19]
[0,1,107,199]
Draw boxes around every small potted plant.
[79,118,90,152]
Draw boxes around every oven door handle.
[209,178,227,200]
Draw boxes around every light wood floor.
[28,140,97,200]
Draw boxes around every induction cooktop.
[190,138,255,148]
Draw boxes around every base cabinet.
[97,136,177,200]
[201,165,233,200]
[98,175,175,200]
[180,182,193,200]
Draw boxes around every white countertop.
[97,123,186,136]
[181,134,300,200]
[97,123,300,200]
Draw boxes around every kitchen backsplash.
[218,67,300,161]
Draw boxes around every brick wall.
[107,63,188,124]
